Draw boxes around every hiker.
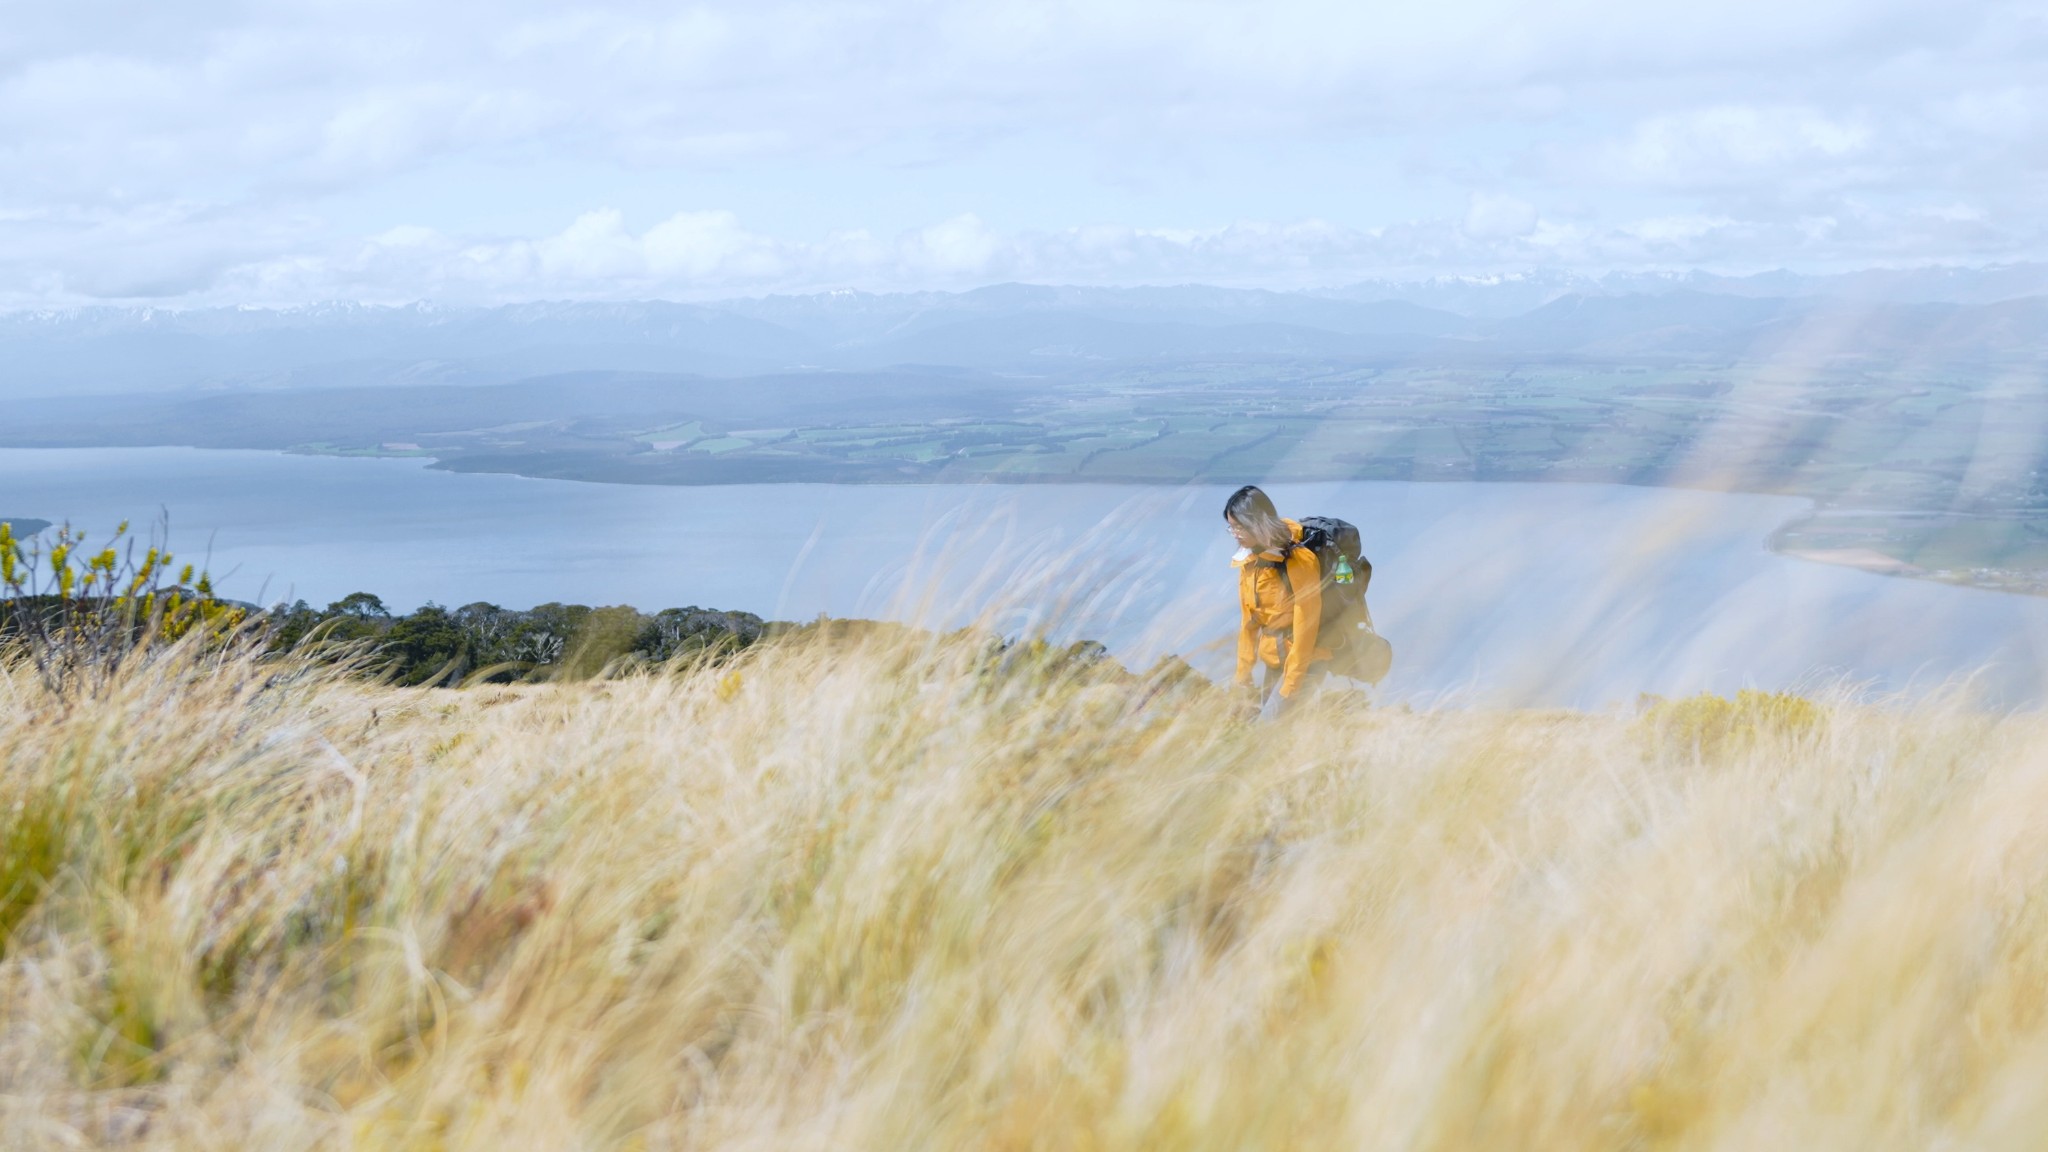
[1226,485,1330,721]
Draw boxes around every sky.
[3,0,2045,306]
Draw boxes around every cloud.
[0,0,2045,304]
[1598,105,1877,193]
[1464,194,1540,240]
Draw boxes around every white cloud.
[904,215,1009,277]
[1605,105,1877,191]
[0,0,2044,304]
[1463,194,1540,240]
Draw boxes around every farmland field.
[10,358,2048,590]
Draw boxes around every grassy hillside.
[3,633,2046,1148]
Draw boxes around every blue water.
[2,447,2040,707]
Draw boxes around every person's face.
[1227,515,1258,550]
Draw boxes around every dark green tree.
[316,592,393,644]
[264,599,324,651]
[502,602,590,667]
[384,603,469,686]
[633,606,766,662]
[328,592,390,620]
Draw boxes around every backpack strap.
[1255,545,1336,618]
[1252,555,1297,619]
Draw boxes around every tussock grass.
[1,632,2046,1149]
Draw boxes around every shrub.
[0,518,242,695]
[1640,688,1825,758]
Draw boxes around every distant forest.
[267,594,769,686]
[257,593,1151,690]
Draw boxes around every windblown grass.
[2,631,2046,1149]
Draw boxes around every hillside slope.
[2,636,2045,1148]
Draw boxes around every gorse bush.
[1,629,2044,1149]
[0,518,242,695]
[1640,688,1827,758]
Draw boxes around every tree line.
[264,594,768,686]
[4,520,1183,697]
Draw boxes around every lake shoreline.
[18,438,2047,604]
[421,450,2048,604]
[5,445,2043,705]
[1767,511,2048,598]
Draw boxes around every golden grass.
[3,632,2047,1149]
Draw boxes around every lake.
[2,446,2040,707]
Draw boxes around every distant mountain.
[1,369,1037,451]
[830,314,1453,368]
[725,283,1475,340]
[3,273,2045,400]
[1314,271,1613,318]
[0,301,822,396]
[1486,291,1800,354]
[1638,264,2048,306]
[1321,263,2048,315]
[0,289,1474,398]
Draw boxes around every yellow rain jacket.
[1235,518,1329,698]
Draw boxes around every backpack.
[1259,515,1393,684]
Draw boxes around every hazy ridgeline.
[3,627,2047,1149]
